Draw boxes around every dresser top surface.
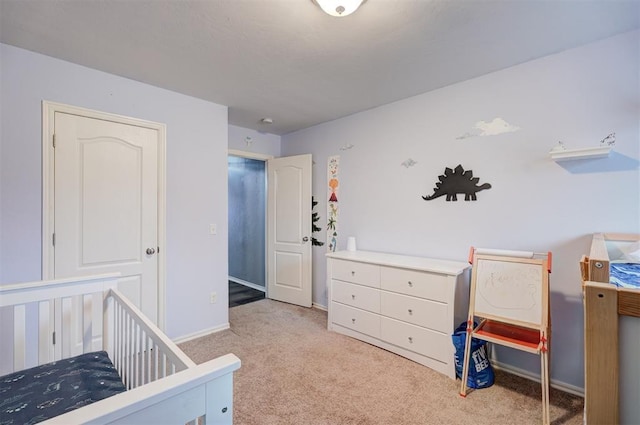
[326,250,470,276]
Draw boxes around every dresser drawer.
[380,291,449,333]
[331,302,380,339]
[380,267,448,302]
[332,280,380,313]
[331,259,380,288]
[381,317,450,362]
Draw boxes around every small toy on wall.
[401,158,417,168]
[423,164,491,202]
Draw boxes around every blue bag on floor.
[451,321,494,389]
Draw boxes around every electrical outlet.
[210,292,217,304]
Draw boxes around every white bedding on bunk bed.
[610,262,640,288]
[607,240,640,288]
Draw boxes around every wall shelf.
[549,146,612,162]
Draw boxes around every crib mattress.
[610,262,640,289]
[0,350,125,425]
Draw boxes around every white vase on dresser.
[326,250,471,379]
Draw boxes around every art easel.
[459,247,552,425]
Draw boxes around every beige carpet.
[179,299,583,425]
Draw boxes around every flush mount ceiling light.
[313,0,366,17]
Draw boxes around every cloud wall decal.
[457,117,521,139]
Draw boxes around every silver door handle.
[302,236,309,242]
[146,248,156,255]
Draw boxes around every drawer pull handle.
[352,294,356,300]
[351,271,356,276]
[352,318,356,324]
[408,281,413,287]
[408,336,413,343]
[408,309,413,315]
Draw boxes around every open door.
[267,154,312,307]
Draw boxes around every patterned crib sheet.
[610,262,640,289]
[0,351,125,425]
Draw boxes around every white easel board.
[473,256,546,327]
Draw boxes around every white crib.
[0,273,240,424]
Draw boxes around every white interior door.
[53,111,160,324]
[267,154,312,307]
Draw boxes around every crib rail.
[105,288,195,390]
[1,274,241,424]
[0,273,119,375]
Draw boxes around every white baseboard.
[312,302,327,311]
[491,359,584,397]
[229,276,266,292]
[173,323,230,345]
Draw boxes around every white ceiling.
[1,0,638,135]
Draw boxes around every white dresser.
[326,250,470,378]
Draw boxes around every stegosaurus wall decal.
[423,165,491,202]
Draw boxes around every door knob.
[302,236,309,242]
[146,248,156,255]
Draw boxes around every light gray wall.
[0,43,229,340]
[282,30,640,391]
[228,124,281,157]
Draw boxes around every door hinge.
[52,134,56,148]
[52,233,56,246]
[52,331,56,345]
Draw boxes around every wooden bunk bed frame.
[580,233,640,425]
[0,273,241,424]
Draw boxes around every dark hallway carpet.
[229,281,265,307]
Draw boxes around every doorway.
[227,152,269,307]
[227,150,313,309]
